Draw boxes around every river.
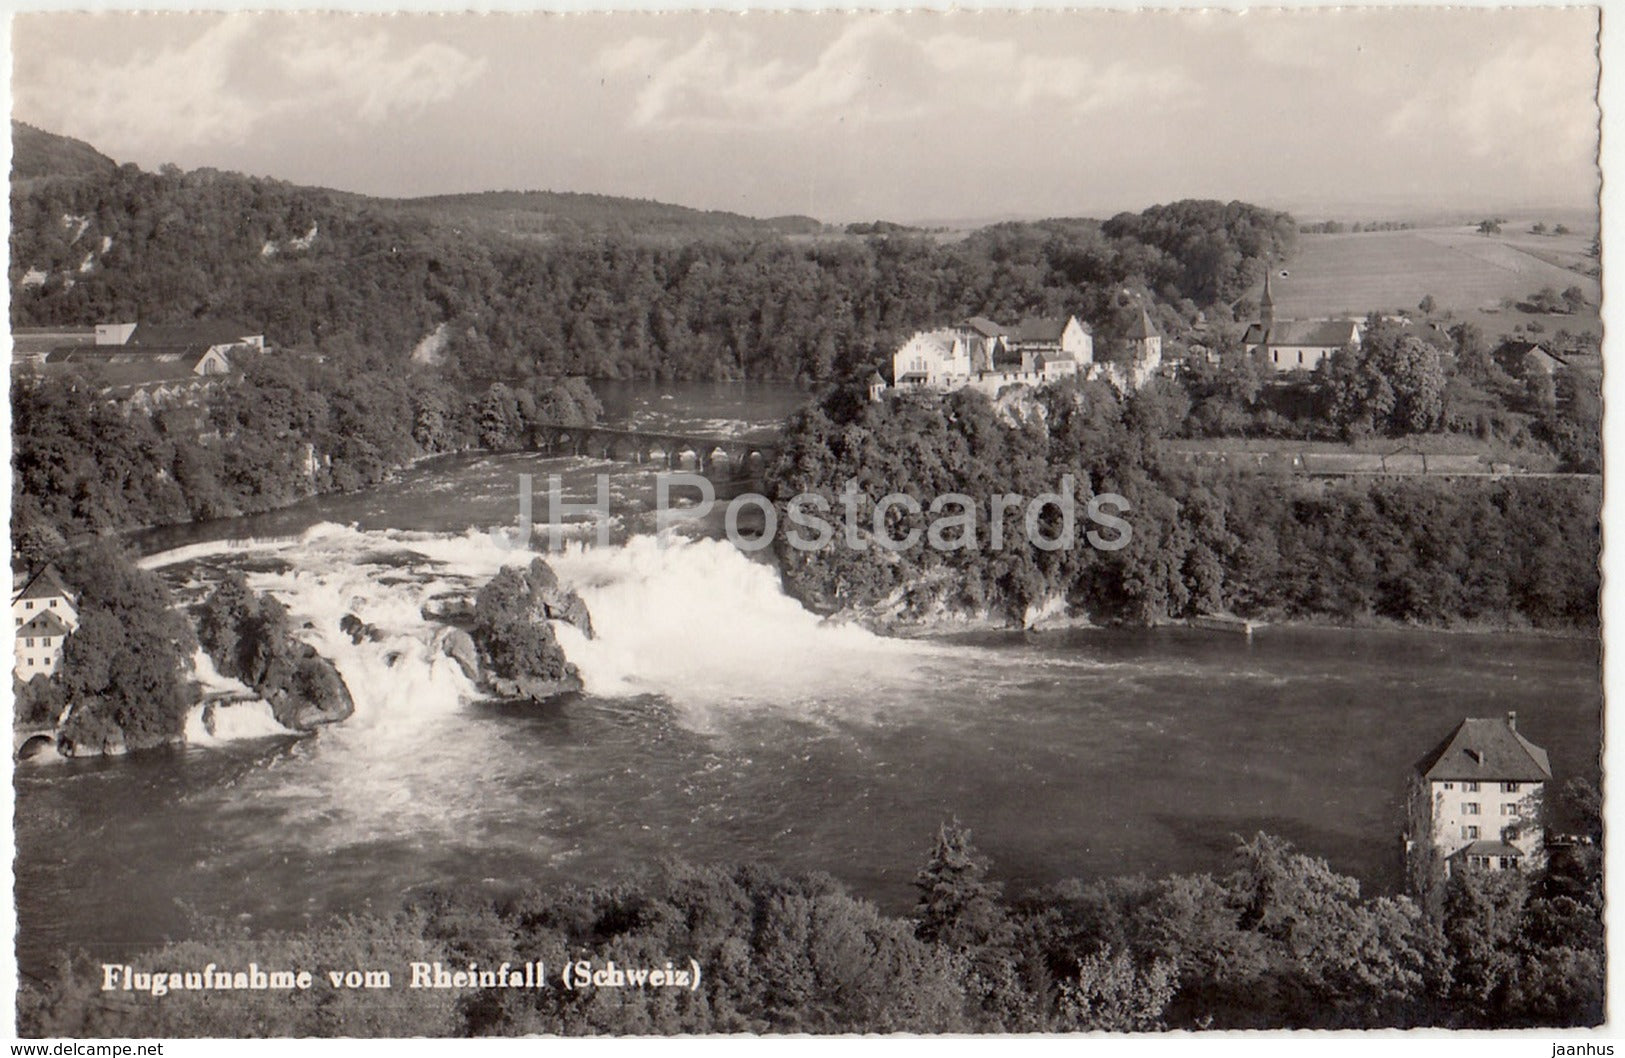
[13,382,1603,982]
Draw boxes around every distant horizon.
[12,10,1600,226]
[18,117,1601,233]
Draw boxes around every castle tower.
[1127,307,1162,366]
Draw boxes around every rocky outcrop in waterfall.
[466,557,592,702]
[196,573,355,732]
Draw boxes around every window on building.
[24,601,32,610]
[1501,803,1518,816]
[1443,782,1454,790]
[1461,825,1479,839]
[1297,351,1304,364]
[24,638,33,648]
[48,599,57,608]
[1502,782,1520,793]
[41,637,51,647]
[1499,857,1519,870]
[1463,781,1479,792]
[1463,802,1481,815]
[25,657,32,666]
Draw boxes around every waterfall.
[146,524,945,740]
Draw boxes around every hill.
[8,132,1296,384]
[11,121,116,182]
[392,189,799,241]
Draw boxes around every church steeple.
[1260,270,1276,330]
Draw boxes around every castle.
[872,310,1161,401]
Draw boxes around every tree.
[54,544,200,752]
[1530,222,1547,235]
[1418,294,1437,315]
[1449,322,1493,380]
[1478,220,1502,235]
[1055,946,1177,1031]
[1443,867,1528,1017]
[1529,286,1565,314]
[1561,286,1587,314]
[914,819,1008,950]
[1373,334,1446,434]
[1522,361,1557,414]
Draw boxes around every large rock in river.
[469,557,592,703]
[441,628,481,682]
[259,643,356,731]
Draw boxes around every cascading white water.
[547,535,940,716]
[146,523,948,745]
[183,648,285,743]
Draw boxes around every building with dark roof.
[125,320,263,351]
[1242,271,1362,372]
[955,317,1011,371]
[1009,316,1094,371]
[32,341,237,412]
[12,326,93,366]
[1406,713,1551,878]
[1494,339,1567,377]
[12,564,78,680]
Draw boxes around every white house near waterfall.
[879,314,1104,400]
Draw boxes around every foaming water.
[548,535,943,723]
[148,524,952,736]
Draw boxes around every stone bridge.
[14,727,57,759]
[530,423,780,479]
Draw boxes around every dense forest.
[766,378,1600,631]
[19,812,1603,1035]
[11,355,601,555]
[11,154,1296,383]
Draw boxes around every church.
[1241,272,1362,373]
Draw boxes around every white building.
[957,317,1010,372]
[883,315,1092,402]
[1242,272,1362,373]
[1408,713,1551,878]
[892,329,973,391]
[1011,316,1093,374]
[13,564,78,680]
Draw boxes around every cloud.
[1386,38,1598,169]
[16,15,487,152]
[598,19,1192,131]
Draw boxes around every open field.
[1273,225,1601,339]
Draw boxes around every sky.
[10,8,1603,224]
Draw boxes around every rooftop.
[1415,715,1552,783]
[1449,840,1525,860]
[13,564,73,605]
[1012,316,1083,343]
[1242,319,1361,348]
[1126,307,1160,340]
[961,316,1008,339]
[18,610,71,637]
[128,320,260,347]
